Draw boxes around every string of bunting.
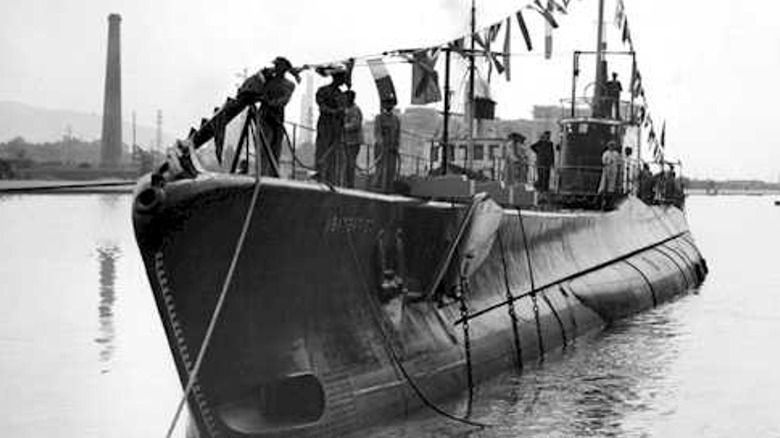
[299,0,580,107]
[614,0,666,162]
[297,0,667,162]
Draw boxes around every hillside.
[0,101,174,147]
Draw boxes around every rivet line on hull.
[154,251,221,438]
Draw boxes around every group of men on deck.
[239,57,400,192]
[313,70,400,191]
[237,58,647,203]
[504,131,555,192]
[598,141,684,208]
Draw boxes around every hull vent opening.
[219,373,326,433]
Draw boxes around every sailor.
[530,131,554,192]
[315,69,347,184]
[373,98,401,193]
[232,57,298,176]
[598,140,623,208]
[504,132,533,186]
[663,165,684,206]
[342,90,364,188]
[257,57,298,177]
[623,146,635,194]
[605,72,623,120]
[638,162,654,203]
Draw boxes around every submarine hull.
[132,175,706,438]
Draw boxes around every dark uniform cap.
[272,56,293,71]
[508,132,526,142]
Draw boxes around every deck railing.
[191,114,682,206]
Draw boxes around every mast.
[593,0,606,115]
[441,48,451,173]
[467,0,476,169]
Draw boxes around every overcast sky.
[1,0,778,180]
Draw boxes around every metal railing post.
[291,124,297,179]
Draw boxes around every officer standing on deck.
[342,90,364,188]
[315,70,347,184]
[531,131,554,192]
[605,72,623,120]
[373,98,400,193]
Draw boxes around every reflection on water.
[93,193,122,373]
[363,298,695,438]
[95,244,120,371]
[0,194,185,438]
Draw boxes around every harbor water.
[0,194,778,437]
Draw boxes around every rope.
[354,150,384,174]
[343,228,488,429]
[497,228,523,372]
[457,272,475,416]
[163,130,265,438]
[558,286,577,339]
[280,123,379,183]
[515,206,544,361]
[540,292,567,348]
[281,126,318,172]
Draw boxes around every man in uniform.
[342,90,364,188]
[373,98,400,192]
[256,57,297,177]
[605,72,623,120]
[315,70,347,184]
[504,132,533,185]
[531,131,554,192]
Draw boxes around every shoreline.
[0,179,135,194]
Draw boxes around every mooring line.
[457,274,476,416]
[514,206,544,361]
[558,286,578,339]
[164,126,268,438]
[344,230,489,429]
[540,292,568,348]
[497,228,524,372]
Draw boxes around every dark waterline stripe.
[454,230,691,325]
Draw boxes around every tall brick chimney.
[100,13,122,168]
